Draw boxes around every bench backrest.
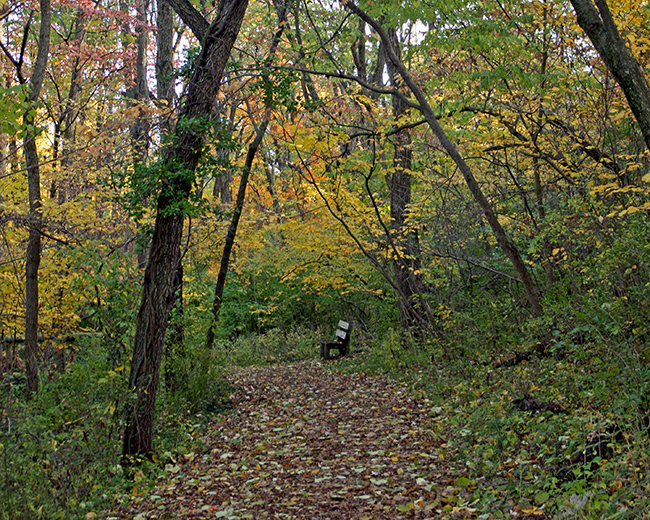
[336,320,351,344]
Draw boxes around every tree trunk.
[156,0,175,130]
[156,0,185,390]
[49,7,86,203]
[385,29,435,332]
[291,3,320,106]
[123,0,249,459]
[164,261,185,390]
[23,0,51,397]
[212,101,237,205]
[345,2,543,317]
[24,142,42,397]
[205,3,289,348]
[569,0,650,151]
[166,0,209,40]
[205,120,269,349]
[532,13,555,289]
[388,117,426,329]
[129,0,151,161]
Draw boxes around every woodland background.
[1,0,649,517]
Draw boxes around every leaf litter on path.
[115,361,467,519]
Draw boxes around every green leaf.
[534,491,550,505]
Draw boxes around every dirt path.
[117,361,454,519]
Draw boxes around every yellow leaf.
[609,479,623,493]
[519,505,545,516]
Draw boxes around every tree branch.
[165,0,209,41]
[270,64,421,110]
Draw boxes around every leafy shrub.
[0,341,129,519]
[213,326,320,366]
[0,333,234,520]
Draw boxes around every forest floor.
[111,360,478,520]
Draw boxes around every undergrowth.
[0,335,232,520]
[2,315,648,519]
[335,320,650,518]
[0,325,319,519]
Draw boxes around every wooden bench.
[319,320,351,359]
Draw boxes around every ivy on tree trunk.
[122,0,250,459]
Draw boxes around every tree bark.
[345,2,543,316]
[156,0,175,126]
[166,0,209,41]
[569,0,650,151]
[129,0,151,161]
[156,0,185,390]
[385,29,434,331]
[163,262,185,390]
[22,0,51,397]
[123,0,249,458]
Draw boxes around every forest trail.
[116,361,458,519]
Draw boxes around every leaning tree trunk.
[345,2,543,316]
[570,0,650,151]
[122,0,249,458]
[204,2,289,349]
[156,0,185,390]
[23,0,51,397]
[204,120,270,349]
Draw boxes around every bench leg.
[319,342,329,360]
[321,342,349,359]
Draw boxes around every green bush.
[0,342,129,519]
[212,326,321,366]
[0,332,234,520]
